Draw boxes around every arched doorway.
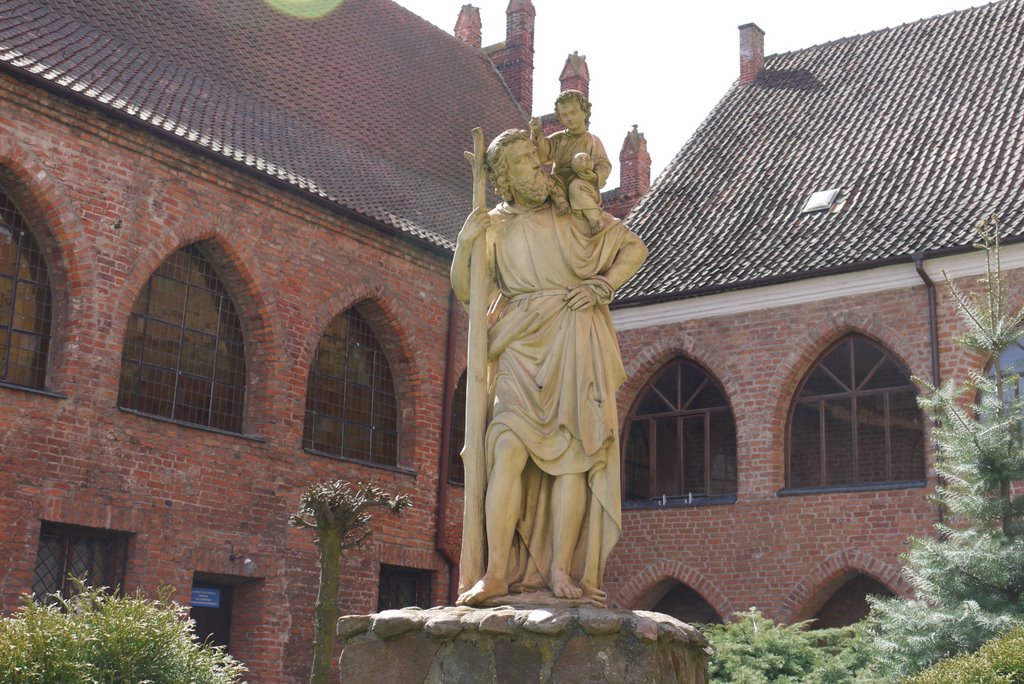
[638,579,723,625]
[810,573,893,629]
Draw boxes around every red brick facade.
[0,73,460,681]
[0,10,1003,681]
[601,260,1005,623]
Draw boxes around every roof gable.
[622,0,1024,302]
[0,0,526,249]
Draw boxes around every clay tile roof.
[0,0,526,250]
[621,0,1024,303]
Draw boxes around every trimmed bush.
[907,626,1024,684]
[0,582,246,684]
[704,608,873,683]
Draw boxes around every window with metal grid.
[0,189,52,389]
[986,338,1024,435]
[377,564,432,611]
[448,371,467,484]
[118,243,247,433]
[623,358,737,502]
[303,308,398,466]
[787,335,925,489]
[32,522,128,601]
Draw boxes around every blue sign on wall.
[191,587,221,608]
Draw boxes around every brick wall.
[1,57,1010,679]
[0,72,457,682]
[603,265,1005,622]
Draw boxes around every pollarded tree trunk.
[310,511,342,684]
[290,481,410,684]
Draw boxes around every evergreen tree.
[864,215,1024,679]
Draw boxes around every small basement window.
[802,188,840,213]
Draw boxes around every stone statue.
[529,89,612,235]
[451,128,647,607]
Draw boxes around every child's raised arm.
[529,117,553,164]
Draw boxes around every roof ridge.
[765,0,1011,61]
[621,0,1024,302]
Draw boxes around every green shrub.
[906,626,1024,684]
[0,581,246,684]
[862,216,1024,679]
[704,608,874,683]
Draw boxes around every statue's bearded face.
[503,140,553,206]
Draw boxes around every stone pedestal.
[337,604,710,683]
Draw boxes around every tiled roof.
[621,0,1024,302]
[0,0,526,250]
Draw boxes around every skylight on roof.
[802,188,841,213]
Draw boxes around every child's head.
[554,89,592,130]
[571,152,593,174]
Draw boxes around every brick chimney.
[487,0,535,114]
[739,23,765,85]
[603,125,651,219]
[559,51,590,97]
[618,125,651,199]
[454,5,481,48]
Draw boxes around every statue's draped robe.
[472,200,626,595]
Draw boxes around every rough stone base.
[337,604,711,683]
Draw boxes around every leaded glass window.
[0,190,51,389]
[303,308,398,466]
[33,522,127,601]
[118,244,246,432]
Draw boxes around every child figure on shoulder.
[530,89,614,235]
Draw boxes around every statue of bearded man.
[451,129,647,607]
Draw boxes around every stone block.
[338,605,709,682]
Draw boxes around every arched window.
[623,358,737,502]
[447,371,467,484]
[788,335,925,489]
[303,307,398,466]
[987,338,1024,408]
[0,189,52,389]
[118,244,247,432]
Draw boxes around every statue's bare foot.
[456,576,508,606]
[581,584,607,606]
[550,569,583,600]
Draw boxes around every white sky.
[393,0,988,188]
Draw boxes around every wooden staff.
[459,127,488,592]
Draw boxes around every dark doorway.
[652,582,723,625]
[812,573,893,629]
[190,581,233,648]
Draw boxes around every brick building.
[0,0,653,679]
[605,0,1024,628]
[3,0,1021,680]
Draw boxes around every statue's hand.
[565,284,597,311]
[567,277,614,310]
[529,117,543,139]
[458,208,491,246]
[575,170,598,183]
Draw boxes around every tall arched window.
[623,358,737,502]
[988,337,1024,407]
[787,335,925,489]
[118,244,247,432]
[447,371,467,484]
[303,307,398,466]
[0,189,52,389]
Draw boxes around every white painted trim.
[613,243,1024,331]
